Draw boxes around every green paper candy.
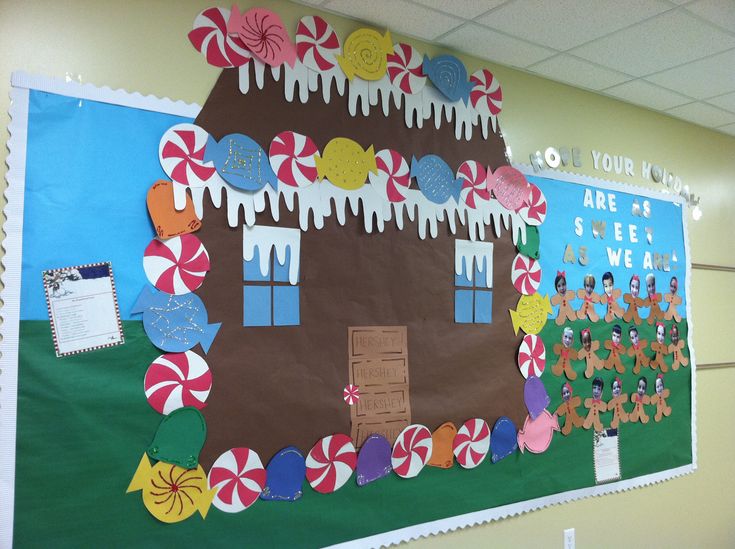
[146,407,206,469]
[517,225,540,259]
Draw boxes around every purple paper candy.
[356,434,392,487]
[524,375,550,420]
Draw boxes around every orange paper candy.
[428,422,457,469]
[147,180,201,239]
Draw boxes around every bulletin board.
[1,7,696,548]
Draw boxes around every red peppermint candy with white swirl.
[453,418,491,469]
[269,131,319,188]
[143,234,211,295]
[391,424,433,479]
[469,68,502,116]
[295,15,341,71]
[188,7,251,68]
[208,447,266,513]
[387,43,427,94]
[144,351,212,414]
[518,184,547,226]
[343,384,360,406]
[159,124,216,189]
[511,253,542,296]
[369,149,411,203]
[305,434,357,494]
[517,334,546,379]
[457,160,489,209]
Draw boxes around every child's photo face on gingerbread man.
[563,329,573,348]
[556,275,566,295]
[656,324,665,344]
[647,275,656,296]
[584,276,595,295]
[612,379,622,397]
[638,378,647,397]
[592,379,603,400]
[656,377,664,395]
[603,273,614,296]
[671,325,679,344]
[670,277,678,295]
[629,328,639,346]
[630,276,640,297]
[562,384,571,401]
[612,329,621,345]
[581,330,591,351]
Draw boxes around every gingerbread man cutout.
[645,273,665,325]
[649,322,669,373]
[608,376,629,429]
[551,271,576,325]
[578,328,604,378]
[577,274,600,322]
[650,374,672,422]
[583,377,607,431]
[629,377,651,424]
[600,272,625,322]
[622,274,644,325]
[555,382,584,435]
[663,276,682,322]
[552,327,579,380]
[626,326,650,374]
[668,324,689,371]
[603,325,627,374]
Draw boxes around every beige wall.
[1,0,734,546]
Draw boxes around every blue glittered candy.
[410,155,463,205]
[356,434,392,487]
[422,54,473,104]
[203,133,278,192]
[491,416,518,463]
[131,286,221,354]
[524,375,550,420]
[260,446,306,502]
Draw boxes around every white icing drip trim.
[455,240,493,288]
[243,225,301,285]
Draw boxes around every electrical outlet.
[564,528,575,549]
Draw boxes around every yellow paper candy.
[337,28,392,81]
[509,293,552,335]
[315,138,378,190]
[127,454,216,524]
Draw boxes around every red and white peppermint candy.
[469,68,502,116]
[143,234,210,295]
[511,253,542,295]
[343,384,360,406]
[159,124,216,189]
[518,184,547,226]
[453,418,491,469]
[188,7,251,68]
[517,334,546,379]
[386,43,427,95]
[457,160,489,209]
[144,351,212,414]
[305,434,357,494]
[208,447,266,513]
[391,424,433,479]
[295,15,340,72]
[369,149,411,203]
[268,131,319,188]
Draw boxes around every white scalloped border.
[0,72,202,548]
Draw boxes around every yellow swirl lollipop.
[127,454,217,523]
[337,28,392,81]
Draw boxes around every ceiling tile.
[645,49,735,99]
[570,10,735,76]
[528,55,631,90]
[604,79,692,110]
[476,0,672,51]
[411,0,507,20]
[685,0,735,33]
[322,0,462,41]
[717,122,735,136]
[706,91,735,113]
[438,22,555,67]
[665,101,735,127]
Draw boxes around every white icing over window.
[242,225,301,285]
[455,239,493,289]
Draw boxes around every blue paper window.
[454,256,493,324]
[243,246,300,327]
